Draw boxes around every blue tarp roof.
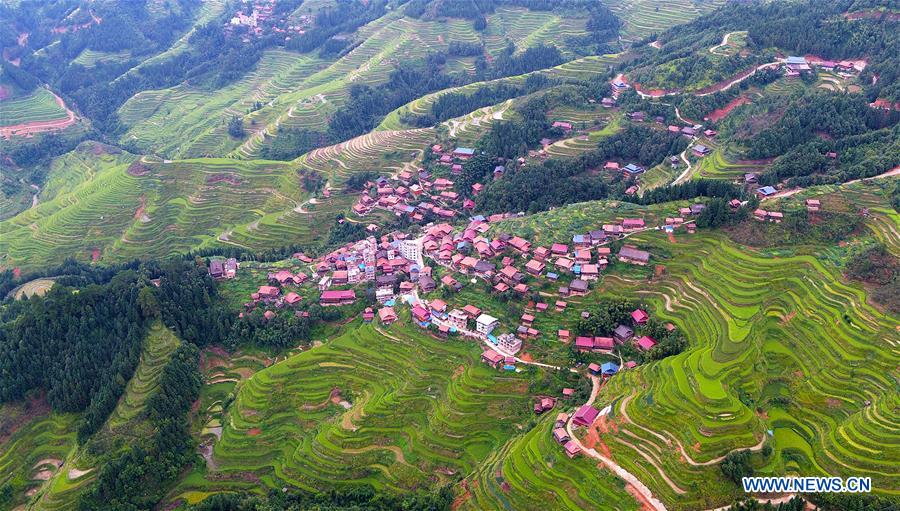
[487,334,498,344]
[601,362,619,374]
[757,186,777,195]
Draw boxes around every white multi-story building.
[399,239,421,263]
[476,313,499,335]
[497,333,522,355]
[364,265,376,281]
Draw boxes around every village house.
[572,404,600,427]
[508,236,532,254]
[601,97,615,108]
[756,186,778,198]
[622,163,645,176]
[320,289,356,306]
[555,412,569,429]
[499,265,524,284]
[636,335,657,351]
[622,218,645,231]
[618,246,650,266]
[256,285,281,303]
[419,275,436,292]
[558,329,570,342]
[497,332,522,354]
[563,440,581,458]
[588,363,601,375]
[447,309,468,330]
[806,199,821,212]
[580,264,599,280]
[692,144,711,157]
[453,147,475,159]
[573,235,590,248]
[411,304,431,325]
[551,243,569,256]
[553,428,570,444]
[631,309,649,325]
[525,259,545,276]
[463,304,482,318]
[601,362,619,376]
[614,324,634,343]
[284,292,302,306]
[481,349,504,368]
[521,313,535,327]
[533,246,551,261]
[555,300,567,312]
[376,287,394,304]
[604,161,620,171]
[552,121,573,132]
[378,306,398,324]
[441,274,463,291]
[534,397,556,414]
[569,279,589,296]
[209,259,225,279]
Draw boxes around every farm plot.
[26,322,184,511]
[170,320,536,500]
[106,322,180,429]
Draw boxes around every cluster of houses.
[313,234,426,307]
[240,266,311,319]
[352,171,465,222]
[572,308,660,365]
[208,258,239,280]
[783,55,863,79]
[224,0,310,42]
[754,208,784,223]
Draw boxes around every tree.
[720,450,754,484]
[227,115,245,138]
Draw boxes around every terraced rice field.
[71,48,132,68]
[0,154,310,270]
[297,127,435,185]
[0,87,69,127]
[544,113,621,159]
[118,50,329,158]
[694,145,768,180]
[460,413,638,511]
[11,278,55,299]
[172,319,538,499]
[493,195,899,507]
[106,322,180,429]
[25,323,184,510]
[0,403,78,510]
[377,55,616,132]
[604,0,728,41]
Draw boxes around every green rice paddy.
[0,88,68,127]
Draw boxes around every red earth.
[706,96,750,122]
